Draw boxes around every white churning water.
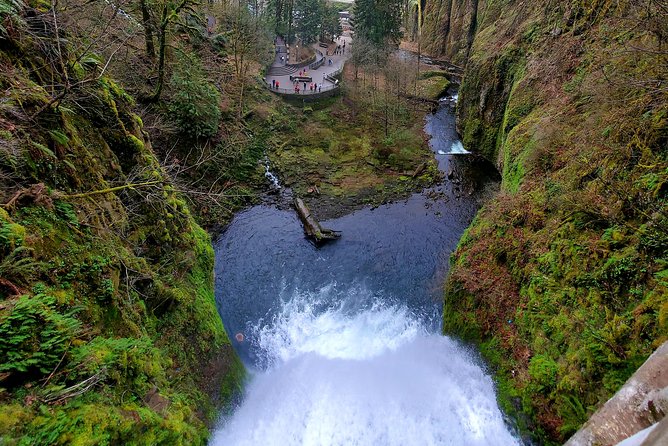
[210,286,519,446]
[263,157,281,189]
[449,141,471,154]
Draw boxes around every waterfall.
[210,286,519,446]
[264,157,281,189]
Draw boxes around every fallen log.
[294,198,341,245]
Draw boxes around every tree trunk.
[294,198,341,245]
[151,17,168,102]
[140,0,155,60]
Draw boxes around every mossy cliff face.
[0,2,241,444]
[420,0,478,64]
[423,0,668,443]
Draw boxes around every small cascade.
[449,140,471,154]
[263,157,281,190]
[426,92,471,160]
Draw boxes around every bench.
[290,76,313,82]
[318,42,329,48]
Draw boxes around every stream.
[210,94,519,445]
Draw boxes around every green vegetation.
[353,0,403,45]
[267,0,341,44]
[434,1,668,443]
[416,73,451,101]
[0,1,245,443]
[168,56,222,139]
[267,82,439,219]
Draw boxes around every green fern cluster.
[0,292,80,376]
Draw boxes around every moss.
[0,404,30,444]
[416,75,451,100]
[268,93,435,218]
[0,21,243,443]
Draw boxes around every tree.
[139,0,156,60]
[293,0,323,44]
[353,0,403,45]
[167,54,221,139]
[222,3,272,117]
[267,0,292,37]
[149,0,200,102]
[321,3,341,41]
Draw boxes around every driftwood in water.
[294,198,341,245]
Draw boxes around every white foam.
[449,141,470,154]
[263,158,281,189]
[211,286,519,446]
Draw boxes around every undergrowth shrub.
[168,55,221,139]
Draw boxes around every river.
[209,94,519,445]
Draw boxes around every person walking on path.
[276,81,280,90]
[318,84,322,93]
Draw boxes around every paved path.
[266,33,353,95]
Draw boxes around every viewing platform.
[264,34,352,99]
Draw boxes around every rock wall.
[0,2,242,444]
[422,0,668,443]
[420,0,479,64]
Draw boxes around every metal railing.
[324,66,343,85]
[266,82,339,96]
[309,50,325,70]
[285,52,317,70]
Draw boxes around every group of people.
[293,81,323,94]
[333,41,346,56]
[270,76,324,94]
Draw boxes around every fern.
[0,246,43,285]
[0,293,80,376]
[0,0,25,37]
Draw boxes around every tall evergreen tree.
[293,0,323,44]
[353,0,403,44]
[322,4,342,41]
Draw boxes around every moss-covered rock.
[439,1,668,444]
[0,3,242,444]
